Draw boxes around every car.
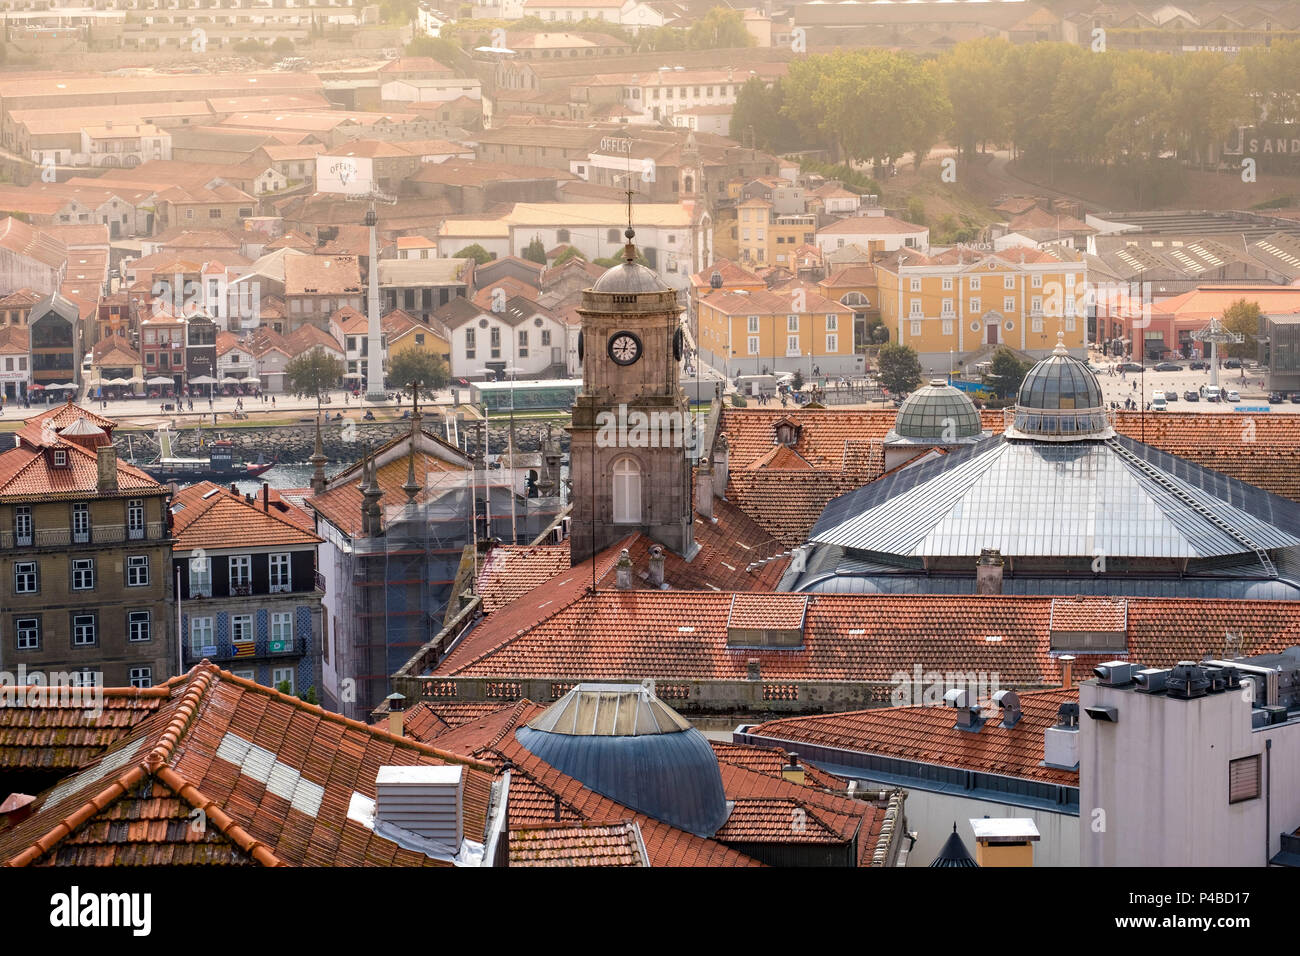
[1117,362,1145,373]
[1224,358,1242,369]
[1271,392,1286,404]
[1189,360,1209,370]
[1184,390,1200,401]
[1152,397,1167,411]
[1153,362,1183,372]
[1165,391,1177,403]
[1226,389,1241,402]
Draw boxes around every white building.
[816,209,929,256]
[382,77,483,105]
[1080,654,1300,867]
[437,202,711,294]
[79,122,171,169]
[521,0,667,31]
[436,294,570,379]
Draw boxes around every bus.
[470,378,582,413]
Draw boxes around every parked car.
[1184,390,1200,401]
[1225,389,1241,402]
[1224,358,1242,369]
[1189,360,1209,370]
[1292,393,1300,404]
[1118,362,1145,373]
[1153,362,1183,371]
[1270,392,1286,404]
[1165,391,1177,403]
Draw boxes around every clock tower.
[568,228,694,566]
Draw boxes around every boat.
[142,439,276,484]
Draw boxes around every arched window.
[612,457,642,524]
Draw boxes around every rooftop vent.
[1134,668,1169,694]
[1043,703,1080,770]
[993,689,1021,728]
[1166,661,1210,700]
[726,593,808,648]
[374,765,463,850]
[944,687,984,732]
[1092,661,1135,687]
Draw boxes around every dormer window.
[52,448,68,468]
[772,418,801,447]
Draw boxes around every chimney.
[374,765,463,850]
[746,657,761,681]
[230,482,238,494]
[385,692,406,737]
[695,457,713,520]
[712,435,729,495]
[96,444,118,492]
[0,793,35,826]
[975,548,1004,595]
[647,545,665,589]
[615,548,633,590]
[781,753,805,786]
[970,817,1040,867]
[1060,654,1076,688]
[262,481,270,512]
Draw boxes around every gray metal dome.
[1007,334,1113,441]
[590,237,667,294]
[514,682,730,837]
[892,379,982,440]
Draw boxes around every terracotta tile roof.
[508,821,648,866]
[470,275,539,309]
[710,742,845,791]
[0,436,162,502]
[377,701,516,742]
[1049,597,1127,633]
[170,481,321,552]
[0,687,168,772]
[284,254,362,296]
[0,325,27,354]
[728,592,807,630]
[0,216,67,270]
[477,543,574,613]
[432,592,1300,690]
[0,664,496,867]
[244,324,290,358]
[745,688,1081,786]
[818,214,925,236]
[283,322,342,357]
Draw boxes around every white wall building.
[382,78,483,105]
[816,209,929,256]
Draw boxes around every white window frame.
[910,320,922,338]
[825,333,838,352]
[909,299,923,316]
[909,277,921,292]
[129,666,152,689]
[14,506,32,546]
[747,315,759,333]
[72,502,90,543]
[14,561,37,594]
[825,314,837,331]
[942,298,954,316]
[128,610,151,643]
[273,667,295,695]
[787,314,799,332]
[942,319,954,336]
[1032,274,1043,288]
[942,277,953,291]
[269,553,291,593]
[126,554,149,587]
[969,277,981,291]
[1004,297,1016,314]
[1004,276,1016,289]
[127,499,145,539]
[612,457,642,525]
[189,555,212,597]
[189,615,214,655]
[16,617,39,650]
[229,555,252,593]
[231,613,254,644]
[1032,316,1044,333]
[747,336,759,355]
[271,611,293,645]
[72,613,96,646]
[72,557,95,591]
[970,298,981,314]
[786,335,800,356]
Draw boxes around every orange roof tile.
[170,481,321,552]
[0,687,168,772]
[508,821,648,866]
[0,664,496,867]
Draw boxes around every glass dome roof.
[892,379,982,441]
[1007,333,1113,441]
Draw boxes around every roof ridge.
[152,765,284,866]
[146,662,219,771]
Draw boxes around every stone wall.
[114,417,570,465]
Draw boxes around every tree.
[686,7,754,50]
[595,249,650,268]
[877,344,921,395]
[453,244,495,265]
[732,78,803,153]
[938,37,1015,160]
[285,348,343,412]
[387,348,450,397]
[271,36,294,55]
[552,246,586,267]
[522,236,547,265]
[791,368,805,391]
[985,347,1033,399]
[1222,299,1261,361]
[404,34,463,71]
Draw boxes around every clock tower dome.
[568,228,694,566]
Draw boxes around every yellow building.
[383,308,452,366]
[874,246,1089,374]
[734,198,818,269]
[695,283,863,377]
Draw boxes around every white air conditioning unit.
[375,765,463,849]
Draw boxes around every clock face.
[608,331,642,366]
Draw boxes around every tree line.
[732,38,1300,179]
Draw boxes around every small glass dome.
[892,379,982,441]
[1007,334,1113,441]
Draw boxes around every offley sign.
[600,137,633,154]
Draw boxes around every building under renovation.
[307,413,564,718]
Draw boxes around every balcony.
[182,635,309,667]
[230,582,253,597]
[314,570,326,593]
[1,522,166,549]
